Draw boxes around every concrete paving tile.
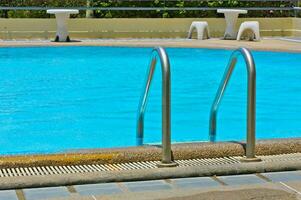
[171,177,221,189]
[0,190,18,200]
[23,186,70,200]
[218,174,266,186]
[280,181,301,193]
[85,182,297,200]
[74,183,122,196]
[122,180,172,192]
[262,171,301,183]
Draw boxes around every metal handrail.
[137,47,177,167]
[209,47,260,161]
[0,6,295,11]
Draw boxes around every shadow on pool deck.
[59,182,300,200]
[164,189,297,200]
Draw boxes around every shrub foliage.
[0,0,298,18]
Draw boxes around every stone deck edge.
[0,138,300,168]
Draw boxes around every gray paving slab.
[218,174,266,186]
[262,171,301,183]
[280,181,301,193]
[122,180,172,192]
[74,183,123,196]
[0,190,18,200]
[23,186,70,200]
[89,182,297,200]
[171,177,221,189]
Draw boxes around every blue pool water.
[0,46,300,155]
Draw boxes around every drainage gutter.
[0,154,300,190]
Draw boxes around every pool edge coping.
[1,38,301,53]
[0,138,300,168]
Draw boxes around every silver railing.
[209,47,260,162]
[137,47,177,167]
[0,0,298,14]
[0,6,296,11]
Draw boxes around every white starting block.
[187,22,210,40]
[237,21,260,41]
[47,9,79,42]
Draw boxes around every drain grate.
[0,153,299,178]
[0,161,161,177]
[257,153,301,162]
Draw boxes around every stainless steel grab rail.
[209,47,261,162]
[137,47,178,167]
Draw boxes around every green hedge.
[0,0,297,18]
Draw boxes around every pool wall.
[0,17,298,39]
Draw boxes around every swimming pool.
[0,46,300,155]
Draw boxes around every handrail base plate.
[240,156,262,162]
[157,161,179,168]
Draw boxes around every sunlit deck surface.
[1,170,301,200]
[0,37,301,52]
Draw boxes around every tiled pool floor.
[1,171,300,200]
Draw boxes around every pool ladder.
[209,47,261,162]
[136,47,260,167]
[136,47,178,167]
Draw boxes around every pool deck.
[1,171,301,200]
[0,37,301,52]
